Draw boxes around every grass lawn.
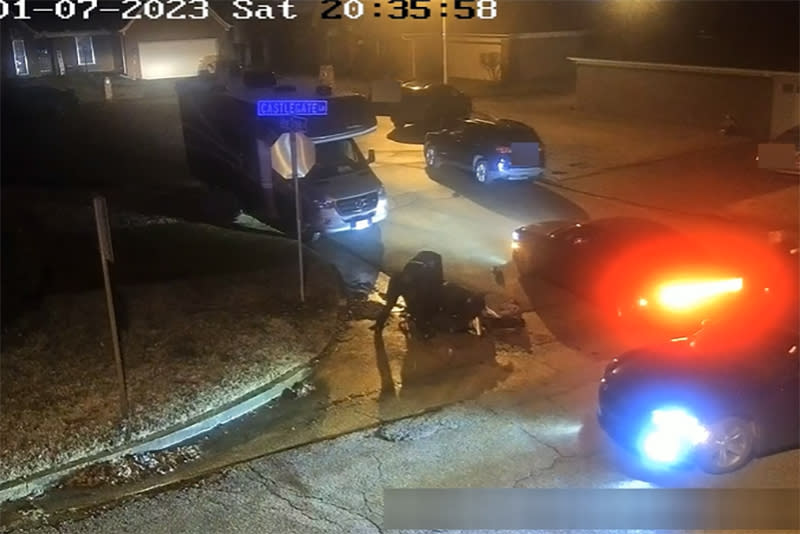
[0,199,342,485]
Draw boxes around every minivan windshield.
[308,139,368,178]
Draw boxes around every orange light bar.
[657,278,744,311]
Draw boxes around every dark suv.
[424,117,545,184]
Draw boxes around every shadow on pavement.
[426,166,589,223]
[312,224,385,295]
[516,275,627,355]
[374,328,514,418]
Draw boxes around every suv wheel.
[424,144,441,169]
[473,158,491,184]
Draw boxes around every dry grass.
[0,269,339,485]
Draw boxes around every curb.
[0,250,350,507]
[0,363,313,505]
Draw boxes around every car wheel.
[696,416,757,474]
[473,158,491,184]
[424,143,441,169]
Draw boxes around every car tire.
[696,416,757,474]
[473,158,492,185]
[424,143,441,169]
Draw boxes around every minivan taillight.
[496,146,512,154]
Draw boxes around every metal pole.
[290,124,305,303]
[442,8,448,84]
[411,39,417,80]
[93,198,129,435]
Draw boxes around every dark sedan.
[390,81,471,129]
[424,117,546,184]
[597,315,799,473]
[510,217,794,339]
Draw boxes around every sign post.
[289,122,305,302]
[93,196,129,436]
[259,99,327,303]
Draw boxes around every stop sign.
[271,131,316,179]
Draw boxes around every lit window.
[12,39,29,76]
[75,36,96,66]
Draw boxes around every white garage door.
[138,38,218,80]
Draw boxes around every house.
[119,8,232,80]
[2,6,233,81]
[570,1,800,139]
[2,17,124,78]
[570,58,799,140]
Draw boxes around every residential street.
[7,101,799,532]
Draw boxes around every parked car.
[510,217,791,338]
[176,73,387,241]
[424,117,546,183]
[757,125,800,174]
[597,315,799,473]
[391,81,471,128]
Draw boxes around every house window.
[12,39,29,76]
[75,36,96,66]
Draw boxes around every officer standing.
[372,251,444,338]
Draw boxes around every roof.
[401,30,587,43]
[6,3,231,36]
[120,5,231,33]
[568,57,800,78]
[11,13,125,35]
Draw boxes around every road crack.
[279,485,383,533]
[247,465,344,531]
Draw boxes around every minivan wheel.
[473,158,491,184]
[696,416,757,474]
[424,144,441,168]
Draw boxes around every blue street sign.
[257,100,329,117]
[279,117,308,132]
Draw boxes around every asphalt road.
[9,113,799,533]
[321,116,795,297]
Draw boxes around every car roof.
[559,217,678,237]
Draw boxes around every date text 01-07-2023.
[320,0,498,20]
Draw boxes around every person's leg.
[373,276,403,329]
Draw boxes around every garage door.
[138,38,218,80]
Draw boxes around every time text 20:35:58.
[321,0,498,20]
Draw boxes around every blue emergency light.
[257,100,329,117]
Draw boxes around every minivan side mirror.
[367,149,375,164]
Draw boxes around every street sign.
[257,100,328,117]
[259,100,330,304]
[279,116,307,132]
[271,130,315,179]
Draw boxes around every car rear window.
[494,121,540,143]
